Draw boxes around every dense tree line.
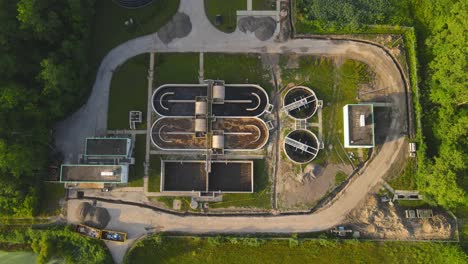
[0,0,95,216]
[413,0,467,208]
[0,225,112,263]
[296,0,467,208]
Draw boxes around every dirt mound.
[158,13,192,44]
[77,202,110,229]
[348,195,453,240]
[238,16,276,41]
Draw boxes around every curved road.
[60,0,408,261]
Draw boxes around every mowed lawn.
[124,236,467,264]
[108,54,148,130]
[154,53,199,85]
[91,0,180,69]
[204,53,273,94]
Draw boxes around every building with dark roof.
[343,104,375,148]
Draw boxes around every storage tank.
[212,85,225,101]
[194,118,207,133]
[195,100,208,115]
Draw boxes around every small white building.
[343,104,375,148]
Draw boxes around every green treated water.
[0,251,37,264]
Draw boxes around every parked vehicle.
[75,224,101,239]
[101,230,127,242]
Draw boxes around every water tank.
[195,101,207,115]
[212,134,225,150]
[212,85,225,100]
[194,118,207,132]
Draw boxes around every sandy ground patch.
[347,195,455,240]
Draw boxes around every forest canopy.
[0,0,95,216]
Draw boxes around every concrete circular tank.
[283,86,319,119]
[283,130,319,164]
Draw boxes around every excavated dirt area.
[277,161,352,209]
[158,12,192,44]
[347,195,456,240]
[238,16,276,41]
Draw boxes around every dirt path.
[61,0,408,263]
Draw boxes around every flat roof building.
[60,164,128,183]
[343,104,375,148]
[60,137,133,187]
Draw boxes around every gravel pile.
[77,202,110,229]
[158,12,192,44]
[238,16,276,41]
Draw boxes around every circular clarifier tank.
[283,86,319,119]
[283,130,320,164]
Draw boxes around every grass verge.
[148,156,161,192]
[154,196,193,211]
[107,54,148,130]
[124,235,467,264]
[128,135,146,187]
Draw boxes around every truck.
[75,224,101,239]
[101,229,127,242]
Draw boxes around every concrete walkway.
[60,0,408,262]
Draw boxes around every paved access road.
[61,0,408,262]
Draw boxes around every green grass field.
[91,0,179,69]
[204,53,273,93]
[127,135,146,187]
[210,159,271,209]
[124,235,467,264]
[154,53,199,85]
[107,54,148,130]
[204,0,246,32]
[148,156,161,192]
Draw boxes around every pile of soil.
[348,195,453,240]
[158,13,192,44]
[77,202,110,229]
[238,16,276,41]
